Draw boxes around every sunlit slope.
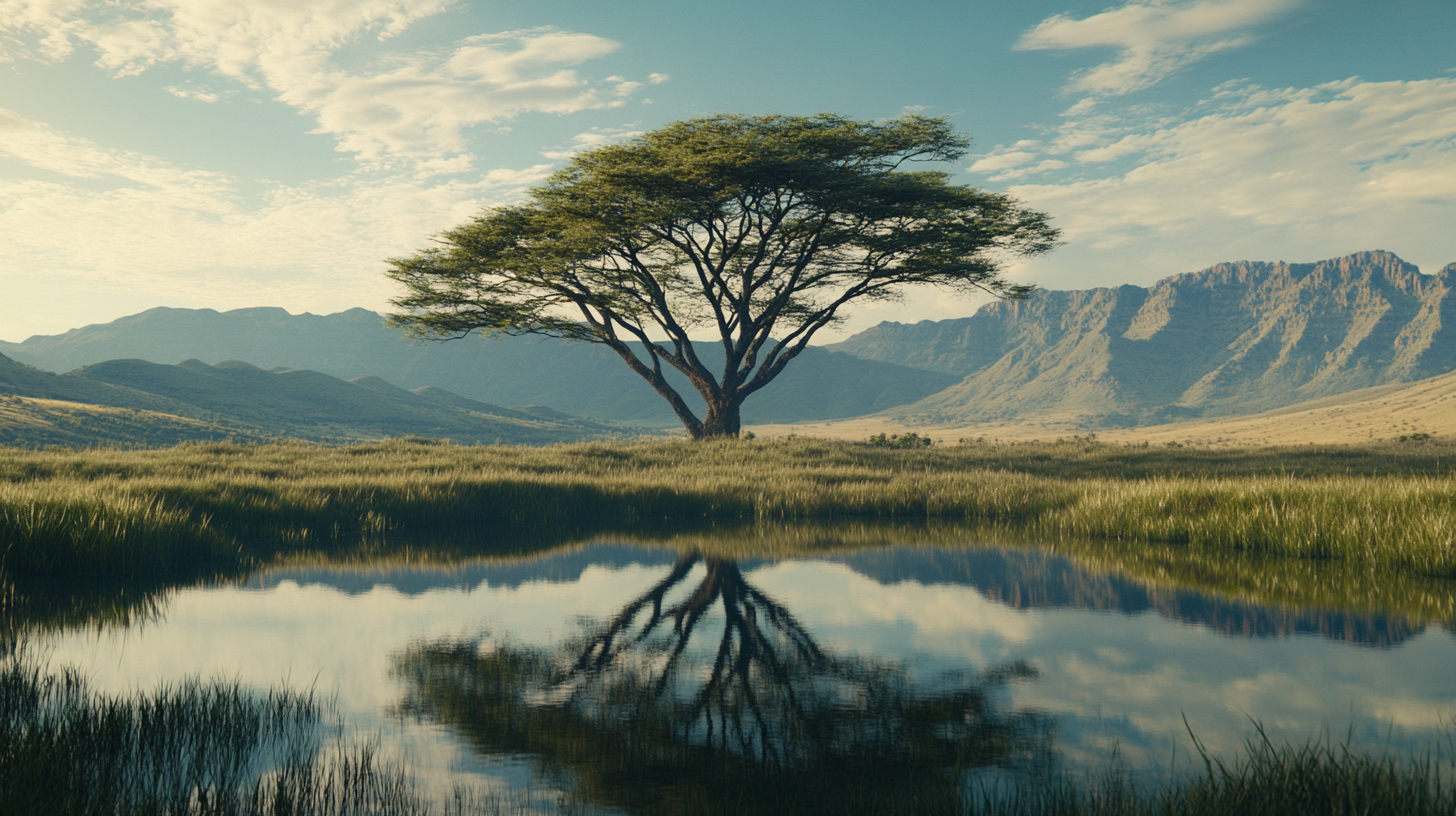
[1100,367,1456,445]
[0,353,623,445]
[829,251,1456,426]
[0,307,956,425]
[0,394,266,446]
[751,367,1456,446]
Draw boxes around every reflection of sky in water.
[750,560,1456,774]
[35,544,1456,792]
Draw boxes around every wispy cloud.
[1017,0,1303,100]
[1,2,656,164]
[982,75,1456,286]
[0,107,555,319]
[539,126,644,160]
[0,108,231,198]
[163,85,220,103]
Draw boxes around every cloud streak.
[1017,0,1303,99]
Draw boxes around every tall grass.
[1,651,323,814]
[0,649,558,815]
[1,437,1453,577]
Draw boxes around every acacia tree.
[386,114,1058,439]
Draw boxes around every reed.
[0,649,555,815]
[974,728,1456,816]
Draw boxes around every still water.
[24,534,1456,808]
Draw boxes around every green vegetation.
[388,114,1056,439]
[0,650,563,816]
[2,437,1454,579]
[867,431,934,448]
[978,732,1456,816]
[3,432,1453,815]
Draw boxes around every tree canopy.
[386,114,1059,438]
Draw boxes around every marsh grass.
[0,650,560,816]
[1,650,321,814]
[971,726,1456,816]
[2,437,1455,578]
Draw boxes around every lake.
[16,528,1456,812]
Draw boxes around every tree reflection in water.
[393,553,1056,815]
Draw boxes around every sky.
[2,0,1454,342]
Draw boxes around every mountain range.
[828,250,1456,426]
[3,250,1453,441]
[0,308,956,426]
[0,353,622,446]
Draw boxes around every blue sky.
[2,0,1454,342]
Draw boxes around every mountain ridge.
[0,352,623,446]
[0,308,957,426]
[827,251,1456,426]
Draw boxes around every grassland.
[4,437,1455,815]
[1,435,1452,580]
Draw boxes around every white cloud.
[999,75,1456,288]
[0,110,555,335]
[1017,0,1303,99]
[164,85,220,103]
[0,108,230,197]
[968,151,1036,173]
[539,127,644,160]
[647,72,669,84]
[1,2,656,164]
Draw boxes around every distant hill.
[0,353,623,446]
[0,394,271,448]
[827,251,1456,426]
[0,308,957,426]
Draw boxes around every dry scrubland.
[1,436,1453,579]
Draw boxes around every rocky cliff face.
[829,251,1456,425]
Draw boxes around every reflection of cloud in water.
[31,542,1456,791]
[745,557,1455,770]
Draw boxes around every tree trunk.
[695,398,742,440]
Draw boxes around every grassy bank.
[1,437,1453,577]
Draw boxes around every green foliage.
[868,431,934,448]
[387,114,1058,438]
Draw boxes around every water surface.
[21,533,1456,811]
